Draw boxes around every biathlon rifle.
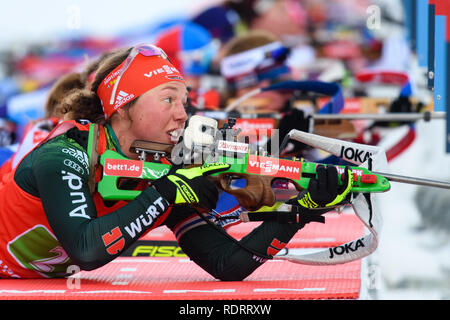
[93,115,450,266]
[93,114,391,266]
[95,115,391,212]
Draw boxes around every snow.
[273,119,450,300]
[375,119,450,299]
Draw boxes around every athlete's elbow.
[67,249,109,272]
[69,256,104,271]
[213,270,250,281]
[216,274,248,281]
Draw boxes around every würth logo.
[267,238,286,256]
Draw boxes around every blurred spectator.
[0,72,84,178]
[154,22,217,87]
[192,0,259,45]
[0,118,15,147]
[0,50,117,178]
[219,30,292,113]
[155,22,222,109]
[250,0,308,47]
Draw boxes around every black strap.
[242,208,327,225]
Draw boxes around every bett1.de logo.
[104,158,143,178]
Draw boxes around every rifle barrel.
[312,112,445,121]
[373,171,450,190]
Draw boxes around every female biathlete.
[0,44,352,280]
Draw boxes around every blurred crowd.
[0,0,422,166]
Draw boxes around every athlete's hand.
[295,165,353,209]
[152,163,230,210]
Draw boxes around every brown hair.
[220,30,278,99]
[44,72,86,119]
[45,50,123,119]
[58,47,133,124]
[221,29,278,57]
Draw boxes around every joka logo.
[339,146,372,163]
[104,158,143,178]
[328,238,365,259]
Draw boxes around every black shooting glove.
[152,163,230,211]
[296,164,353,208]
[284,165,353,227]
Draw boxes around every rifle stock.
[97,148,391,211]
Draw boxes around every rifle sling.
[87,123,100,194]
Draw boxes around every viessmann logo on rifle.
[247,155,302,180]
[104,158,143,178]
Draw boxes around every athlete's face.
[127,81,188,145]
